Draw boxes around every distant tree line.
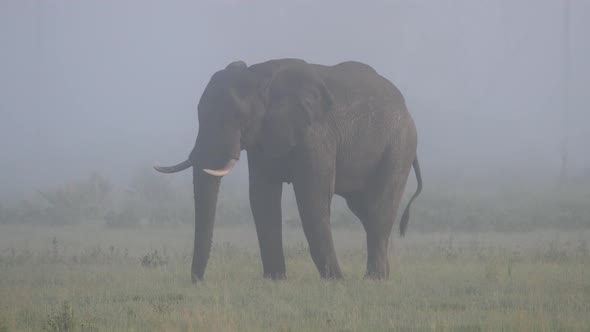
[0,170,589,232]
[0,169,193,227]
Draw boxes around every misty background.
[1,1,589,203]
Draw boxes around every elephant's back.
[332,61,378,75]
[317,62,407,114]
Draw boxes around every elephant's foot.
[364,261,390,280]
[191,273,203,284]
[321,271,344,280]
[263,271,287,280]
[318,261,344,280]
[364,271,389,280]
[309,247,343,279]
[191,263,207,283]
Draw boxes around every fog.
[1,0,589,196]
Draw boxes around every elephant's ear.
[260,66,334,157]
[299,79,333,125]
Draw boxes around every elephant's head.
[154,59,333,281]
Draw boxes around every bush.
[117,168,193,226]
[38,172,113,225]
[140,249,168,268]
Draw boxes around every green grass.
[1,224,589,331]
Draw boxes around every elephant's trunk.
[191,168,221,282]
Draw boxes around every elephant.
[155,58,422,281]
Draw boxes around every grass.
[0,224,589,331]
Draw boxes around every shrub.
[140,249,168,268]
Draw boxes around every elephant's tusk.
[203,159,237,177]
[153,159,193,173]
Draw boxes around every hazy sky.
[1,0,589,194]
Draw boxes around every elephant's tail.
[400,157,422,237]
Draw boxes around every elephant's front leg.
[248,158,286,280]
[292,154,342,279]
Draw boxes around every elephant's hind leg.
[362,151,413,280]
[345,192,391,279]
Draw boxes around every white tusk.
[202,159,237,177]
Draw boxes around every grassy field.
[1,224,589,331]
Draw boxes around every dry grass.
[1,224,589,331]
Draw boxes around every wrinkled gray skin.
[155,59,422,282]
